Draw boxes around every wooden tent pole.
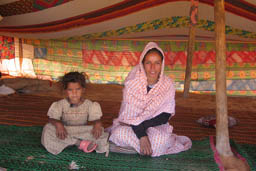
[183,0,198,97]
[214,0,233,157]
[214,2,250,170]
[183,26,195,97]
[19,38,23,74]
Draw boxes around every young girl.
[41,72,109,155]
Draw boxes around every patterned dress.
[41,98,109,155]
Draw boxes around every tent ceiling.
[0,0,18,5]
[0,0,255,41]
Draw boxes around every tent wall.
[0,35,256,96]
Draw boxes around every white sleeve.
[47,101,62,120]
[88,101,103,121]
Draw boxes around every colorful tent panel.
[1,36,256,96]
[0,36,15,59]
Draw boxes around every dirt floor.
[0,82,255,145]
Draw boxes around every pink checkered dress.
[109,42,192,157]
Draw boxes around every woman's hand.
[139,136,152,156]
[92,121,102,139]
[55,122,67,140]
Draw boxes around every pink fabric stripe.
[209,136,225,171]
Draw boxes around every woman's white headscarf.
[114,42,175,126]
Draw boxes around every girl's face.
[143,51,162,85]
[66,82,84,104]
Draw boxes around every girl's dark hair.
[61,72,87,90]
[142,48,164,64]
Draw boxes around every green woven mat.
[0,125,219,171]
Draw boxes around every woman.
[109,42,192,157]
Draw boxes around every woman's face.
[66,82,84,104]
[143,51,162,85]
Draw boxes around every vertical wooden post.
[183,26,195,97]
[183,0,198,97]
[214,0,233,156]
[19,38,23,75]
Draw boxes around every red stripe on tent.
[0,0,255,33]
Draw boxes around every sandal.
[79,140,97,153]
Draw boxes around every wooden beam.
[183,0,198,97]
[183,26,195,97]
[214,2,250,169]
[19,38,23,74]
[214,0,233,156]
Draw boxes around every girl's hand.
[92,121,102,139]
[55,122,68,140]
